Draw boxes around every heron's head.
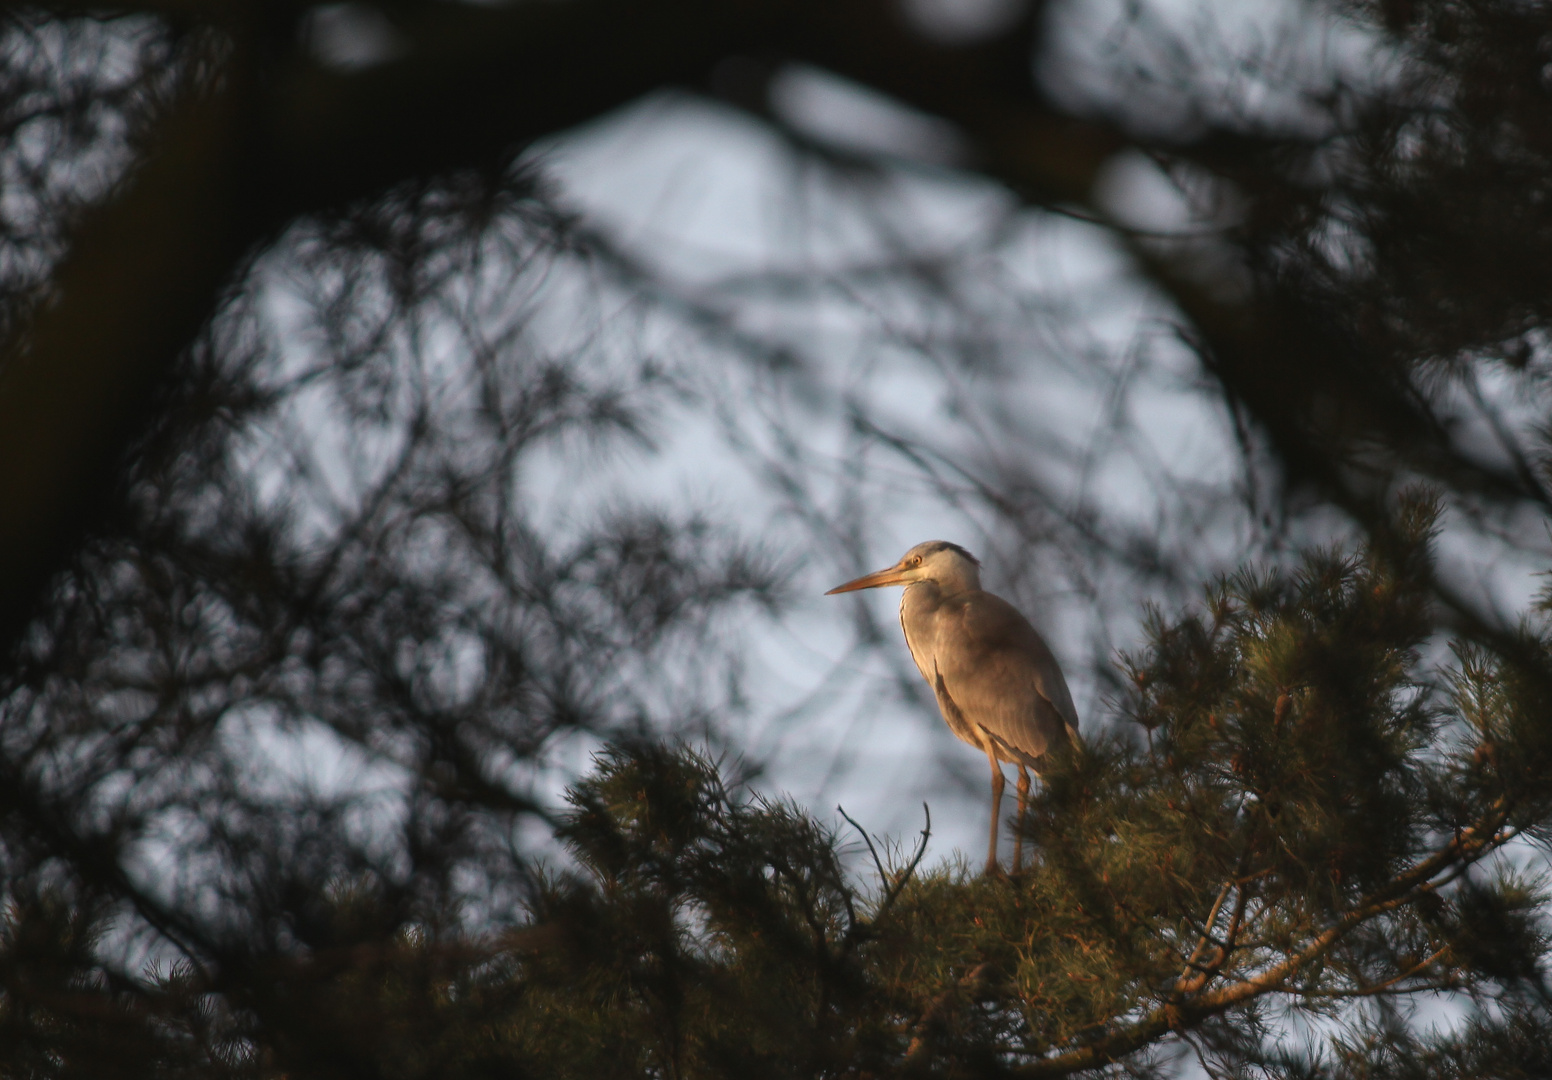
[825,540,982,595]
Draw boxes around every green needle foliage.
[512,744,893,1078]
[13,499,1544,1078]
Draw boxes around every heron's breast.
[898,589,937,684]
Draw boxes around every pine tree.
[15,501,1545,1077]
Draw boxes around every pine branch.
[1015,803,1515,1077]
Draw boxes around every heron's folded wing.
[938,592,1081,764]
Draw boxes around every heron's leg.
[1013,765,1031,875]
[983,741,1005,876]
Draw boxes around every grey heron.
[827,541,1080,875]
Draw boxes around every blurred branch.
[0,73,251,657]
[0,0,752,656]
[0,0,1347,665]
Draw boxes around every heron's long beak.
[825,566,910,594]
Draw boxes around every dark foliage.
[9,525,1552,1076]
[7,0,1552,1076]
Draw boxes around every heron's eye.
[912,556,922,566]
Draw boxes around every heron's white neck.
[914,563,980,597]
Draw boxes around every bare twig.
[838,803,888,885]
[881,803,933,910]
[838,802,932,918]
